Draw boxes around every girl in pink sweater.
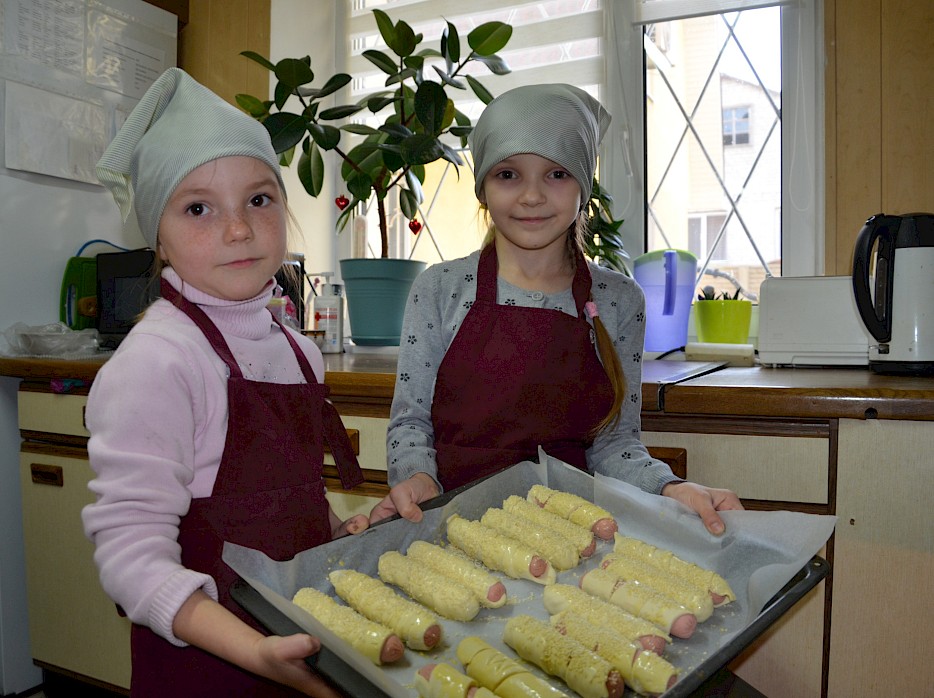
[82,67,366,697]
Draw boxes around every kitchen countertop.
[2,352,934,421]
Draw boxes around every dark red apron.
[432,244,615,491]
[127,280,364,697]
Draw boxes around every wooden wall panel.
[826,1,934,274]
[178,0,271,107]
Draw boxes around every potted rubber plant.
[236,9,513,346]
[694,285,753,343]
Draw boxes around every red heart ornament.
[408,219,422,234]
[335,195,350,210]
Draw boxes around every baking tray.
[231,556,828,697]
[229,465,831,698]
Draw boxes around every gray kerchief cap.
[468,83,611,205]
[96,67,284,249]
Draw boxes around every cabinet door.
[325,415,389,519]
[830,419,934,695]
[642,423,831,697]
[19,446,131,689]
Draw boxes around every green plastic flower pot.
[694,299,753,344]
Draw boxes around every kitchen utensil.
[852,213,934,375]
[633,249,697,353]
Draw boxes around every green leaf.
[278,145,295,168]
[386,68,418,86]
[439,141,465,167]
[367,95,397,113]
[342,124,381,136]
[347,172,374,202]
[379,145,405,172]
[465,75,495,105]
[342,142,383,181]
[404,169,424,203]
[454,109,471,126]
[308,123,341,150]
[298,141,325,197]
[274,57,314,90]
[472,54,512,76]
[373,9,396,51]
[399,133,445,165]
[240,50,275,72]
[404,55,425,72]
[467,22,512,56]
[235,93,268,118]
[431,66,466,90]
[363,49,398,76]
[449,125,473,137]
[399,187,419,220]
[392,19,418,58]
[414,81,447,135]
[305,73,351,99]
[379,123,414,139]
[262,112,307,153]
[319,104,365,120]
[442,22,460,63]
[273,81,292,110]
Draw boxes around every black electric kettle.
[852,213,934,375]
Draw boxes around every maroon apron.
[432,244,615,491]
[127,280,364,697]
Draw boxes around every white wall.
[270,0,355,283]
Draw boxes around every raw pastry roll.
[503,615,624,698]
[414,663,499,698]
[480,506,580,570]
[456,636,570,698]
[328,569,442,650]
[291,587,403,665]
[541,584,670,654]
[580,568,697,639]
[527,484,618,540]
[613,533,736,605]
[406,540,507,608]
[503,494,597,557]
[552,611,679,696]
[378,550,480,622]
[446,514,556,585]
[601,553,714,622]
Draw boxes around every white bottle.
[313,283,344,354]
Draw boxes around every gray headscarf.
[468,83,611,205]
[96,67,285,249]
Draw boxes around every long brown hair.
[479,206,626,436]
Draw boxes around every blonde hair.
[479,205,626,436]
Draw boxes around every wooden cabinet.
[641,414,835,698]
[828,419,934,695]
[17,388,131,692]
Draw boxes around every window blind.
[633,0,795,24]
[343,0,605,113]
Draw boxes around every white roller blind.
[633,0,794,24]
[344,0,605,111]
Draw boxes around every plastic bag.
[2,321,100,358]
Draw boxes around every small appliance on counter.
[852,212,934,375]
[757,276,871,367]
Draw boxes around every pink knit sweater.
[81,268,324,646]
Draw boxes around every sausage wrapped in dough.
[503,494,597,557]
[481,506,580,570]
[580,568,697,639]
[414,663,499,698]
[542,583,671,654]
[378,551,480,622]
[456,636,570,698]
[292,587,403,665]
[446,514,556,585]
[614,534,736,605]
[328,569,442,650]
[552,611,679,696]
[527,485,618,540]
[503,615,624,698]
[406,540,507,608]
[601,553,714,622]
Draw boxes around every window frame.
[603,0,824,276]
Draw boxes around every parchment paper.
[224,452,836,697]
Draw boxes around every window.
[606,0,823,297]
[723,107,750,146]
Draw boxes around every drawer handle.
[30,463,64,487]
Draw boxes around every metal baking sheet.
[224,455,835,697]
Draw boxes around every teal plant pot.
[340,258,427,346]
